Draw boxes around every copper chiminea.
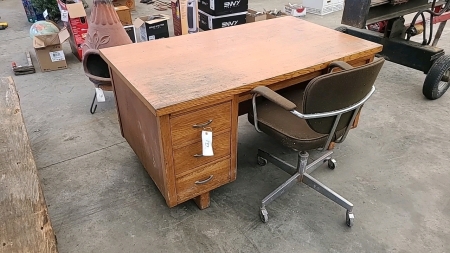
[82,0,132,114]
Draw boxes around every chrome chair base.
[256,149,354,227]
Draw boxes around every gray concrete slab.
[1,0,450,252]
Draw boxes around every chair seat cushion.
[248,88,333,151]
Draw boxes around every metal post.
[432,21,447,47]
[297,151,309,175]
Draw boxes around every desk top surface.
[100,17,382,115]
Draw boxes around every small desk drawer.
[173,131,231,175]
[170,101,232,146]
[176,159,230,202]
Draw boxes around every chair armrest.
[327,61,354,73]
[251,86,297,111]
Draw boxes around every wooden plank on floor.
[0,77,58,253]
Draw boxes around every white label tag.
[49,50,65,62]
[43,9,49,19]
[148,35,156,40]
[208,16,213,30]
[210,0,215,10]
[61,10,69,22]
[202,130,214,156]
[95,88,106,102]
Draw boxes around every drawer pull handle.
[192,119,213,128]
[193,154,203,157]
[195,175,214,184]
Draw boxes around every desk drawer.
[173,131,231,175]
[176,159,230,202]
[170,102,232,146]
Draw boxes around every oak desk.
[99,17,382,209]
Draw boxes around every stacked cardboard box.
[134,14,170,42]
[112,0,136,10]
[198,0,248,30]
[56,0,88,61]
[115,5,133,25]
[33,28,70,72]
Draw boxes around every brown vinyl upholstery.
[248,58,385,151]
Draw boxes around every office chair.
[248,58,385,227]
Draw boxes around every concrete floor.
[1,0,450,252]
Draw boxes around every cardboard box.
[199,10,246,30]
[198,0,248,16]
[302,0,344,16]
[246,9,266,23]
[124,25,138,43]
[33,28,70,72]
[58,2,88,61]
[171,0,199,36]
[284,4,306,17]
[113,0,135,10]
[115,6,133,25]
[134,15,170,41]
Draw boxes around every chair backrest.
[303,58,385,134]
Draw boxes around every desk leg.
[193,192,210,210]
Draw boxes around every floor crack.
[39,141,126,169]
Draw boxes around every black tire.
[335,26,348,33]
[423,55,450,100]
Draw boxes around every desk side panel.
[111,71,170,204]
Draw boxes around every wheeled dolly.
[338,0,450,100]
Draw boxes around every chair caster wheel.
[257,156,268,166]
[327,158,336,170]
[260,207,269,223]
[346,210,354,227]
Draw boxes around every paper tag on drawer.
[202,130,214,156]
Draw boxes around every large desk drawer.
[173,131,231,175]
[176,158,230,202]
[170,101,232,146]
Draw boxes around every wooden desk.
[100,17,382,209]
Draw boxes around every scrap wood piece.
[12,52,35,76]
[144,14,169,20]
[0,77,58,253]
[154,0,170,6]
[153,0,171,9]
